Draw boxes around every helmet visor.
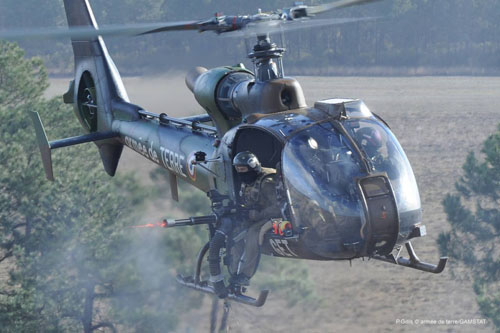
[235,165,249,173]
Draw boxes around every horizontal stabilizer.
[30,111,54,181]
[30,111,118,181]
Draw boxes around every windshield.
[282,116,422,258]
[282,122,366,258]
[283,122,365,210]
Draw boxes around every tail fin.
[59,0,138,176]
[63,0,99,31]
[63,0,129,102]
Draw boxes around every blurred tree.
[0,41,188,332]
[438,124,500,331]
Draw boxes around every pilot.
[356,126,399,179]
[356,126,384,160]
[229,151,282,286]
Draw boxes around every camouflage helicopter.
[3,0,447,307]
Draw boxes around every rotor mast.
[248,34,286,82]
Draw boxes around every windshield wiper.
[330,120,373,174]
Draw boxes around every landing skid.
[372,241,448,274]
[177,275,269,307]
[176,241,269,307]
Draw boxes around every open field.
[47,75,499,332]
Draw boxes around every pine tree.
[439,123,500,331]
[0,41,180,332]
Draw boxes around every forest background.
[1,0,499,75]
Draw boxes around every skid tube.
[176,241,269,307]
[372,241,448,274]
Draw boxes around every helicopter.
[4,0,448,307]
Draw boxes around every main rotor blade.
[0,21,199,40]
[308,0,382,15]
[137,22,200,35]
[0,0,382,41]
[224,17,378,38]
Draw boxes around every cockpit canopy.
[281,99,421,258]
[232,99,422,259]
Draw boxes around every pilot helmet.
[356,127,383,153]
[233,151,262,174]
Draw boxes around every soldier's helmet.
[233,151,262,174]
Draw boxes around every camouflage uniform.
[229,167,281,282]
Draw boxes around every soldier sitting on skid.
[228,151,282,287]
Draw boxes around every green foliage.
[0,42,47,107]
[254,256,318,307]
[475,281,500,331]
[0,41,187,332]
[439,123,500,331]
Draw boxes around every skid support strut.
[373,241,448,274]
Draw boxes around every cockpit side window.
[343,119,421,212]
[347,121,397,178]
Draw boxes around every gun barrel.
[164,215,217,227]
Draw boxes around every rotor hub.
[248,35,286,81]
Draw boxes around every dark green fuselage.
[113,117,217,193]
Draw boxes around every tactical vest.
[238,168,276,208]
